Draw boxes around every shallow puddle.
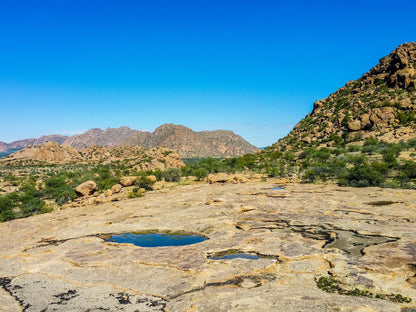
[208,249,276,260]
[211,253,260,260]
[103,232,207,247]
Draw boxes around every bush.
[193,168,208,180]
[55,189,77,205]
[347,145,361,152]
[128,187,144,198]
[303,169,317,182]
[95,166,120,192]
[338,164,385,187]
[162,168,182,182]
[137,175,155,191]
[45,176,66,189]
[20,197,45,217]
[401,161,416,179]
[0,195,15,222]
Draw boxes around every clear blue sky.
[0,0,415,147]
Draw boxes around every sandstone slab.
[0,182,415,311]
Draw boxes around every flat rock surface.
[0,182,415,311]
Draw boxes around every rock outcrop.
[0,141,82,163]
[274,42,416,150]
[0,142,185,172]
[207,173,249,184]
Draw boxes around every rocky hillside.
[274,42,416,151]
[126,124,259,158]
[0,135,68,153]
[0,142,185,171]
[0,142,82,163]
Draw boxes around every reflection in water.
[106,233,207,247]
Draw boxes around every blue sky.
[0,0,415,147]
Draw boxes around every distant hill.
[125,124,259,158]
[0,135,68,155]
[273,42,416,151]
[1,124,258,158]
[62,126,140,149]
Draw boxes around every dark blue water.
[211,253,260,260]
[270,187,283,190]
[107,233,207,247]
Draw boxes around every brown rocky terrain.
[0,142,82,163]
[274,42,416,150]
[0,181,415,311]
[127,123,259,158]
[0,142,185,171]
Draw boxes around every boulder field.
[0,182,415,311]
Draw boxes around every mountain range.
[0,124,258,158]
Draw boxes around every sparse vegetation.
[0,160,178,222]
[315,276,412,303]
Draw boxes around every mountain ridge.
[1,124,258,158]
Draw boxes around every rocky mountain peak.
[274,42,416,150]
[363,42,416,90]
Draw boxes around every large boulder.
[111,184,122,194]
[146,175,157,183]
[207,173,231,184]
[119,176,138,187]
[207,173,248,184]
[75,181,97,197]
[347,119,362,131]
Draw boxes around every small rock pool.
[210,253,260,260]
[102,232,207,247]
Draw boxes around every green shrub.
[397,111,416,125]
[0,195,16,222]
[20,197,45,217]
[338,164,385,187]
[55,189,77,205]
[137,175,155,191]
[128,187,144,198]
[347,145,361,152]
[193,168,208,180]
[45,176,66,189]
[162,168,182,182]
[152,169,163,181]
[303,169,317,182]
[401,161,416,179]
